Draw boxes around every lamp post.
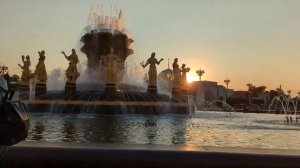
[196,68,205,81]
[224,79,231,102]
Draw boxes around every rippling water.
[26,111,300,150]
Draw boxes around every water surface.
[27,111,300,150]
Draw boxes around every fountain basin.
[24,100,192,114]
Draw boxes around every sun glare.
[187,73,199,83]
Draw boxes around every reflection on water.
[144,119,157,144]
[62,121,76,142]
[27,112,300,150]
[31,122,45,141]
[28,114,190,145]
[171,119,187,144]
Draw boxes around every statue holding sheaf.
[61,49,80,83]
[18,55,31,85]
[181,64,190,88]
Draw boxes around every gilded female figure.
[141,52,163,85]
[172,58,181,88]
[34,50,47,83]
[18,55,31,84]
[62,49,80,82]
[181,64,190,88]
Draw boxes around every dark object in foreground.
[0,85,29,146]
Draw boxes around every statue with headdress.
[34,50,47,83]
[62,49,80,83]
[18,55,31,85]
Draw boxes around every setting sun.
[187,73,199,83]
[1,2,300,167]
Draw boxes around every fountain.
[79,6,133,87]
[3,4,300,168]
[18,7,194,115]
[268,95,299,124]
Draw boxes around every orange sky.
[1,0,300,95]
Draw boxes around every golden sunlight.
[187,73,199,83]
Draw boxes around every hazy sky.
[1,0,300,95]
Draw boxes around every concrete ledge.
[23,100,192,114]
[23,100,189,106]
[2,142,300,168]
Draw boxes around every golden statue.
[34,50,47,83]
[172,58,181,88]
[141,52,163,85]
[18,55,31,85]
[105,48,120,83]
[181,64,190,88]
[62,49,80,83]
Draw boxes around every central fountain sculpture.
[80,8,134,85]
[19,6,194,114]
[102,47,123,100]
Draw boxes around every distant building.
[227,90,270,110]
[252,92,270,108]
[227,91,251,110]
[190,81,233,102]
